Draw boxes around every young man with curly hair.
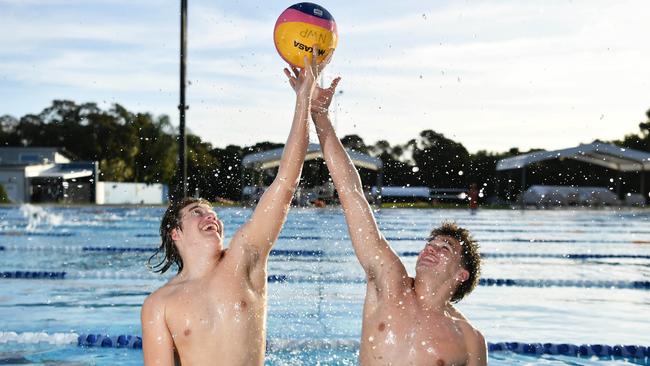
[311,75,487,366]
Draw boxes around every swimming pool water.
[1,205,649,365]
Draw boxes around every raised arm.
[141,293,175,366]
[230,51,324,266]
[311,78,408,297]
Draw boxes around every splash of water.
[19,204,63,231]
[0,331,78,345]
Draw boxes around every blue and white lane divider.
[3,230,649,244]
[425,252,650,260]
[1,271,649,290]
[487,342,648,358]
[0,245,156,253]
[1,332,647,359]
[3,245,649,261]
[271,276,650,290]
[0,245,324,257]
[0,232,74,237]
[129,235,650,244]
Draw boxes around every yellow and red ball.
[274,2,337,68]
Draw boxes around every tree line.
[1,100,648,202]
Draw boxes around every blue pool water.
[0,205,649,365]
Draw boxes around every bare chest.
[361,304,468,366]
[164,278,263,348]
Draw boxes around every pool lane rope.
[1,271,649,290]
[2,245,649,261]
[0,332,647,359]
[3,231,650,244]
[0,232,74,237]
[0,245,324,257]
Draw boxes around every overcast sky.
[1,0,649,153]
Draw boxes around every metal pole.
[178,0,188,198]
[520,166,527,210]
[641,169,646,204]
[616,170,622,200]
[506,171,512,202]
[494,171,500,205]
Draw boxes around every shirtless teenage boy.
[141,50,329,365]
[310,77,487,366]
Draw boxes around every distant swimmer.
[311,76,487,366]
[141,49,330,365]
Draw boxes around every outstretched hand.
[283,45,334,99]
[311,76,341,116]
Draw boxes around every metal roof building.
[496,142,650,205]
[241,143,383,202]
[242,143,383,171]
[497,142,650,172]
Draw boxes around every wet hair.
[148,197,212,274]
[427,221,481,303]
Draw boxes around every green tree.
[0,115,20,146]
[617,108,650,152]
[132,114,177,184]
[0,183,10,203]
[210,144,244,200]
[411,130,470,188]
[369,140,416,187]
[340,134,369,154]
[186,133,219,199]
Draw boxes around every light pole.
[178,0,188,198]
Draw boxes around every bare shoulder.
[466,327,487,366]
[453,315,487,366]
[142,282,178,316]
[450,309,483,342]
[141,283,177,364]
[463,322,486,347]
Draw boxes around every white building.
[0,147,168,205]
[0,147,98,203]
[96,182,167,205]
